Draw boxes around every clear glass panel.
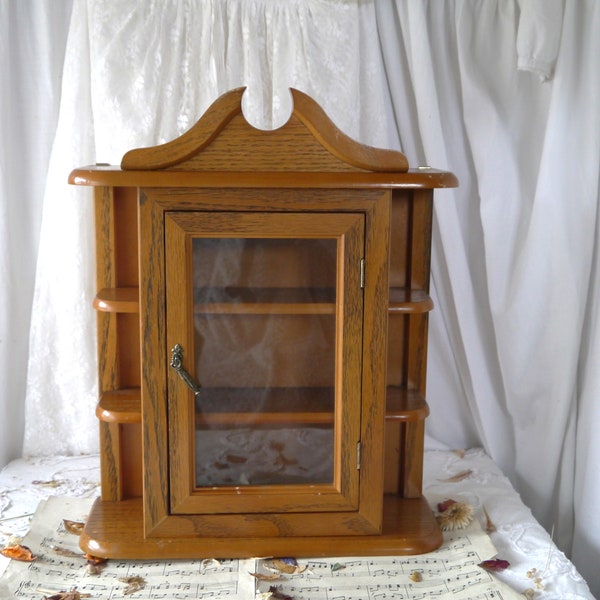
[192,238,337,487]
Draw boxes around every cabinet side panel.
[139,191,171,534]
[358,193,390,529]
[94,187,120,501]
[398,421,426,498]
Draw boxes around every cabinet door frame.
[139,188,390,539]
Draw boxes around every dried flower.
[436,500,474,531]
[409,570,423,582]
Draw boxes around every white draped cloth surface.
[1,0,599,595]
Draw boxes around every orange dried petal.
[1,544,35,562]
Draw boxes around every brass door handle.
[170,344,202,399]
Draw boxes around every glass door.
[165,211,365,523]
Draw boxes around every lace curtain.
[2,0,599,594]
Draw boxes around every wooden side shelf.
[94,387,429,427]
[96,389,141,424]
[93,287,139,313]
[388,288,434,314]
[386,387,429,422]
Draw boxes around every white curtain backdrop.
[0,0,74,469]
[2,0,600,595]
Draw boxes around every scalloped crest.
[121,88,409,173]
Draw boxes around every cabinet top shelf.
[70,167,458,189]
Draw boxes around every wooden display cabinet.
[69,88,457,558]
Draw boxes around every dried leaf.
[1,544,35,562]
[478,558,510,572]
[226,454,247,464]
[483,506,496,533]
[63,520,85,536]
[331,562,345,572]
[267,586,294,600]
[119,575,146,595]
[266,559,307,575]
[439,469,473,483]
[409,570,423,582]
[249,571,282,581]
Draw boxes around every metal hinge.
[360,259,365,289]
[356,441,361,470]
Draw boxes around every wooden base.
[80,495,442,559]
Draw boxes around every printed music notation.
[0,497,522,600]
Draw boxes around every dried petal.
[85,554,107,574]
[119,575,146,595]
[440,469,473,482]
[409,570,423,582]
[268,586,294,600]
[63,520,85,536]
[478,558,510,572]
[267,559,306,575]
[1,544,35,561]
[50,545,83,558]
[483,506,496,533]
[41,590,89,600]
[437,499,457,513]
[452,449,466,458]
[32,479,64,488]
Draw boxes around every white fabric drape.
[3,0,599,595]
[376,0,600,593]
[0,0,74,468]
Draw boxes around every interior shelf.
[94,386,429,427]
[93,287,139,313]
[194,287,335,315]
[194,387,334,428]
[388,288,433,314]
[96,389,141,423]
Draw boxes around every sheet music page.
[253,525,523,599]
[0,497,522,599]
